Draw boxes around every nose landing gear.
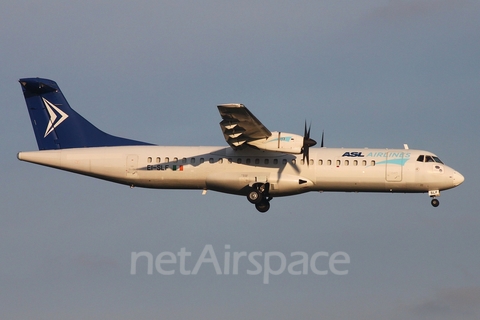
[429,190,440,207]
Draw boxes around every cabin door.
[385,152,403,182]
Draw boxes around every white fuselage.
[18,146,464,197]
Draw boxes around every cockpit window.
[417,154,444,163]
[433,156,444,164]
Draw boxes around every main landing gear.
[431,198,440,207]
[247,183,272,213]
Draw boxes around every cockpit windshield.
[432,156,444,164]
[416,155,444,164]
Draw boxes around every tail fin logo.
[42,97,69,137]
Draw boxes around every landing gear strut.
[247,183,272,213]
[429,190,440,208]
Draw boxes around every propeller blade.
[302,121,317,166]
[321,130,324,148]
[303,147,308,165]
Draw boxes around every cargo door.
[126,154,138,178]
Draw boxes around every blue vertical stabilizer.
[19,78,153,150]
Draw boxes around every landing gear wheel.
[247,190,262,204]
[255,200,270,213]
[431,198,440,207]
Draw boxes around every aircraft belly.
[137,173,207,189]
[205,169,315,196]
[206,172,268,195]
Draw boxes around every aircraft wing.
[217,104,272,149]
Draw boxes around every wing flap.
[217,104,271,149]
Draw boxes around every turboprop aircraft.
[17,78,464,212]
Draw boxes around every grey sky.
[1,1,479,319]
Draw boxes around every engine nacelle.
[247,131,304,154]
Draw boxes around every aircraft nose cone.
[453,171,465,186]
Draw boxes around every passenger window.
[354,160,358,166]
[173,157,178,163]
[156,157,161,163]
[273,159,278,165]
[228,158,232,164]
[318,159,323,165]
[327,160,332,166]
[282,159,287,165]
[265,159,269,165]
[165,157,169,163]
[209,158,214,163]
[219,158,223,164]
[237,158,242,164]
[336,160,341,166]
[345,160,349,166]
[182,158,187,164]
[199,158,204,163]
[371,160,375,166]
[310,159,314,166]
[246,158,251,164]
[417,155,424,162]
[362,160,367,166]
[300,159,305,165]
[191,158,195,164]
[147,157,152,163]
[292,159,296,165]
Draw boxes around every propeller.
[321,130,324,148]
[302,121,317,165]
